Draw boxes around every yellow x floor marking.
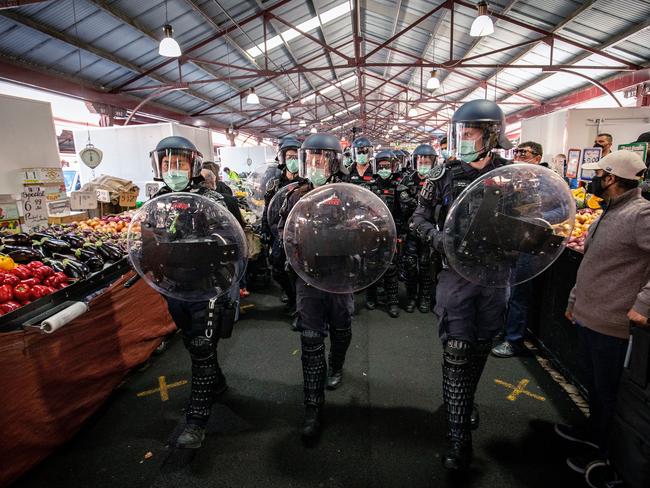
[137,376,187,402]
[494,378,546,402]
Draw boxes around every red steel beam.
[365,0,450,60]
[0,0,49,8]
[0,57,240,132]
[454,0,640,69]
[112,0,292,92]
[506,68,650,123]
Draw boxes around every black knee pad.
[301,330,325,351]
[183,335,215,360]
[443,338,473,366]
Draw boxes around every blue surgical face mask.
[163,169,190,191]
[309,168,328,187]
[417,166,432,177]
[377,168,392,180]
[357,153,368,164]
[459,139,480,163]
[285,158,299,174]
[441,149,450,160]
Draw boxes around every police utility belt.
[205,297,237,339]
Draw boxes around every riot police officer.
[366,150,402,318]
[277,133,354,445]
[411,100,512,470]
[149,136,244,449]
[399,144,438,313]
[347,137,375,188]
[261,137,301,310]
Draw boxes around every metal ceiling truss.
[2,0,648,142]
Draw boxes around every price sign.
[566,149,581,179]
[21,186,48,232]
[70,191,98,211]
[580,147,602,181]
[145,182,162,199]
[119,190,138,207]
[96,189,111,203]
[618,142,648,162]
[47,198,71,215]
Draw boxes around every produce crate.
[47,211,88,225]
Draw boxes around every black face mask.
[593,143,604,149]
[591,175,612,197]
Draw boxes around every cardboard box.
[48,211,88,225]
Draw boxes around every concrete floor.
[13,285,592,488]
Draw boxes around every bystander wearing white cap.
[581,150,646,180]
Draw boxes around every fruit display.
[0,213,134,316]
[567,208,602,253]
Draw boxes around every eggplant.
[61,258,89,279]
[40,238,72,255]
[61,234,86,248]
[74,247,100,262]
[43,258,66,274]
[0,245,44,264]
[95,242,123,262]
[30,232,55,241]
[85,256,105,272]
[1,233,31,246]
[2,246,44,264]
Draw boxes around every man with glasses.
[492,141,543,358]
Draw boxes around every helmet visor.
[449,122,500,164]
[152,148,203,180]
[299,148,341,186]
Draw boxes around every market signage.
[70,191,98,211]
[21,186,48,232]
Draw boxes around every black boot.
[327,326,352,390]
[177,422,206,448]
[385,269,400,318]
[405,299,417,313]
[366,285,377,310]
[468,340,491,431]
[183,337,225,424]
[441,339,475,470]
[301,332,326,445]
[418,298,430,313]
[418,264,433,314]
[301,404,322,445]
[326,367,343,390]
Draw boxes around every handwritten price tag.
[21,186,48,232]
[119,190,138,207]
[96,189,111,203]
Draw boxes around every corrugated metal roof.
[0,0,648,141]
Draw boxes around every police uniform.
[277,178,354,437]
[366,171,402,316]
[398,170,434,312]
[411,155,509,467]
[346,163,376,189]
[261,170,297,308]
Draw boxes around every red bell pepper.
[31,266,54,282]
[12,283,31,303]
[31,285,53,299]
[0,284,13,303]
[0,273,20,287]
[10,265,31,280]
[0,300,21,315]
[26,261,45,270]
[19,278,39,288]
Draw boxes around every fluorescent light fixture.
[299,119,306,127]
[398,117,405,123]
[159,24,181,57]
[281,110,291,120]
[426,70,441,90]
[323,115,334,122]
[470,1,494,37]
[247,2,352,57]
[246,88,259,105]
[310,126,318,134]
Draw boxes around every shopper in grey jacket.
[556,150,649,475]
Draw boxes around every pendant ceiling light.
[427,70,440,91]
[408,106,418,117]
[470,0,494,37]
[281,110,291,120]
[299,119,306,127]
[246,87,260,105]
[310,126,318,134]
[159,1,181,57]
